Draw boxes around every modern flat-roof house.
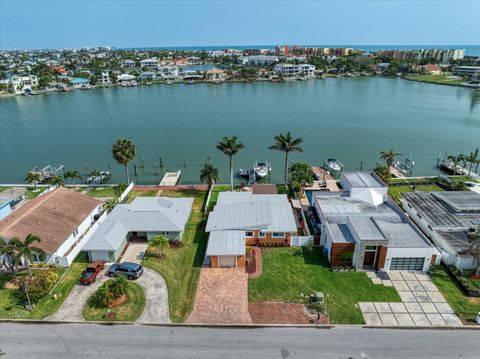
[83,197,193,262]
[0,187,102,267]
[205,192,297,268]
[401,191,480,269]
[313,172,438,271]
[274,63,316,78]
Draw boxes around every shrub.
[15,268,59,303]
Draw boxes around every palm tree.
[216,136,244,191]
[104,198,118,213]
[199,162,219,188]
[447,153,465,176]
[464,150,478,179]
[149,235,170,257]
[9,234,46,276]
[95,282,116,307]
[269,132,303,187]
[112,138,136,184]
[374,163,391,185]
[63,170,82,187]
[379,149,402,174]
[25,171,41,189]
[49,175,64,187]
[288,162,315,197]
[467,226,480,277]
[0,240,18,277]
[108,276,129,297]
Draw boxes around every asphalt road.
[1,323,479,358]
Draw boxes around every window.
[365,245,377,251]
[259,231,266,238]
[272,232,285,238]
[160,231,170,236]
[390,257,425,271]
[245,231,254,238]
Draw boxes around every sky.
[0,0,479,49]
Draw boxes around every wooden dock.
[305,166,340,193]
[439,162,480,180]
[159,170,181,186]
[389,166,406,178]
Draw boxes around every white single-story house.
[0,187,102,267]
[205,192,297,268]
[313,172,439,271]
[83,197,193,262]
[402,191,480,270]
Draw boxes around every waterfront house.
[160,66,179,81]
[139,71,157,81]
[70,77,90,88]
[421,64,442,75]
[401,191,480,270]
[313,172,439,271]
[274,63,316,78]
[101,71,111,85]
[83,197,193,262]
[119,59,136,68]
[205,192,297,268]
[0,187,102,267]
[205,68,227,83]
[9,75,38,93]
[139,58,159,69]
[117,73,137,86]
[452,66,480,77]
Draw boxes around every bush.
[14,268,59,303]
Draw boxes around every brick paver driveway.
[187,268,252,324]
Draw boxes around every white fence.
[119,182,135,203]
[290,236,313,247]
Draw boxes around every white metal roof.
[206,231,246,256]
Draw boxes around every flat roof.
[436,230,472,255]
[432,191,480,212]
[375,220,431,248]
[348,216,386,241]
[206,231,245,256]
[328,223,355,244]
[342,172,385,188]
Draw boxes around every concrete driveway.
[121,243,148,264]
[47,271,109,321]
[48,267,170,323]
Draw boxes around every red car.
[79,260,105,285]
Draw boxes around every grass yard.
[126,189,159,203]
[208,185,235,211]
[406,74,463,86]
[0,187,10,192]
[142,189,208,322]
[249,247,400,324]
[85,186,117,198]
[26,187,48,199]
[83,281,145,321]
[429,266,480,324]
[388,184,444,204]
[0,263,86,319]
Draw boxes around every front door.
[363,251,376,266]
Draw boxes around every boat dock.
[438,161,480,180]
[159,170,181,186]
[389,166,406,178]
[306,166,340,192]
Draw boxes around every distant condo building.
[237,55,278,66]
[375,48,465,63]
[274,63,315,78]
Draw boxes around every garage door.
[219,256,236,267]
[390,257,425,271]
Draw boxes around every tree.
[447,153,465,176]
[49,175,64,187]
[95,282,116,307]
[112,138,136,184]
[380,149,402,175]
[199,162,219,188]
[9,234,46,276]
[148,235,170,257]
[104,198,118,213]
[108,276,128,297]
[216,136,244,191]
[374,163,391,185]
[464,150,479,179]
[25,171,41,189]
[467,226,480,278]
[288,162,315,196]
[269,132,303,187]
[64,170,82,187]
[0,240,18,277]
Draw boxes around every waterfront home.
[139,57,159,69]
[205,192,297,268]
[452,66,480,77]
[274,63,316,78]
[401,191,480,270]
[6,75,38,93]
[205,68,227,83]
[313,172,439,271]
[101,71,111,85]
[83,197,193,262]
[70,77,90,88]
[139,71,157,81]
[117,73,137,86]
[421,63,442,75]
[0,187,102,267]
[119,59,136,68]
[159,66,179,80]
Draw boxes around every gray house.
[83,197,193,262]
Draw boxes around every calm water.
[1,78,479,184]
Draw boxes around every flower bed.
[444,265,480,297]
[247,247,262,279]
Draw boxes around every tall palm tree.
[288,162,315,197]
[25,171,41,189]
[9,234,46,276]
[216,136,244,191]
[467,226,480,277]
[0,240,18,277]
[379,149,402,174]
[199,162,219,188]
[112,138,136,184]
[269,132,303,187]
[464,150,479,179]
[447,153,465,176]
[63,170,82,187]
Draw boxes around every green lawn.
[83,281,145,321]
[0,263,86,319]
[249,247,401,324]
[0,187,10,193]
[429,266,480,324]
[26,187,48,199]
[85,187,117,198]
[208,185,234,211]
[388,184,444,204]
[142,189,208,322]
[406,74,463,86]
[126,189,159,203]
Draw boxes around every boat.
[393,155,415,177]
[255,161,271,178]
[324,158,343,173]
[146,82,152,85]
[166,80,173,85]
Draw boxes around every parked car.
[79,260,105,285]
[107,262,144,280]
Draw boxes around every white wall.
[385,247,435,272]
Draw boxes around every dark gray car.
[107,262,143,280]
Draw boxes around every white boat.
[324,158,343,173]
[255,162,271,178]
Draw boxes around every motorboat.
[255,162,271,178]
[324,158,343,173]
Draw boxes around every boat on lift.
[324,158,343,173]
[255,161,271,178]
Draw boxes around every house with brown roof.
[0,187,102,267]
